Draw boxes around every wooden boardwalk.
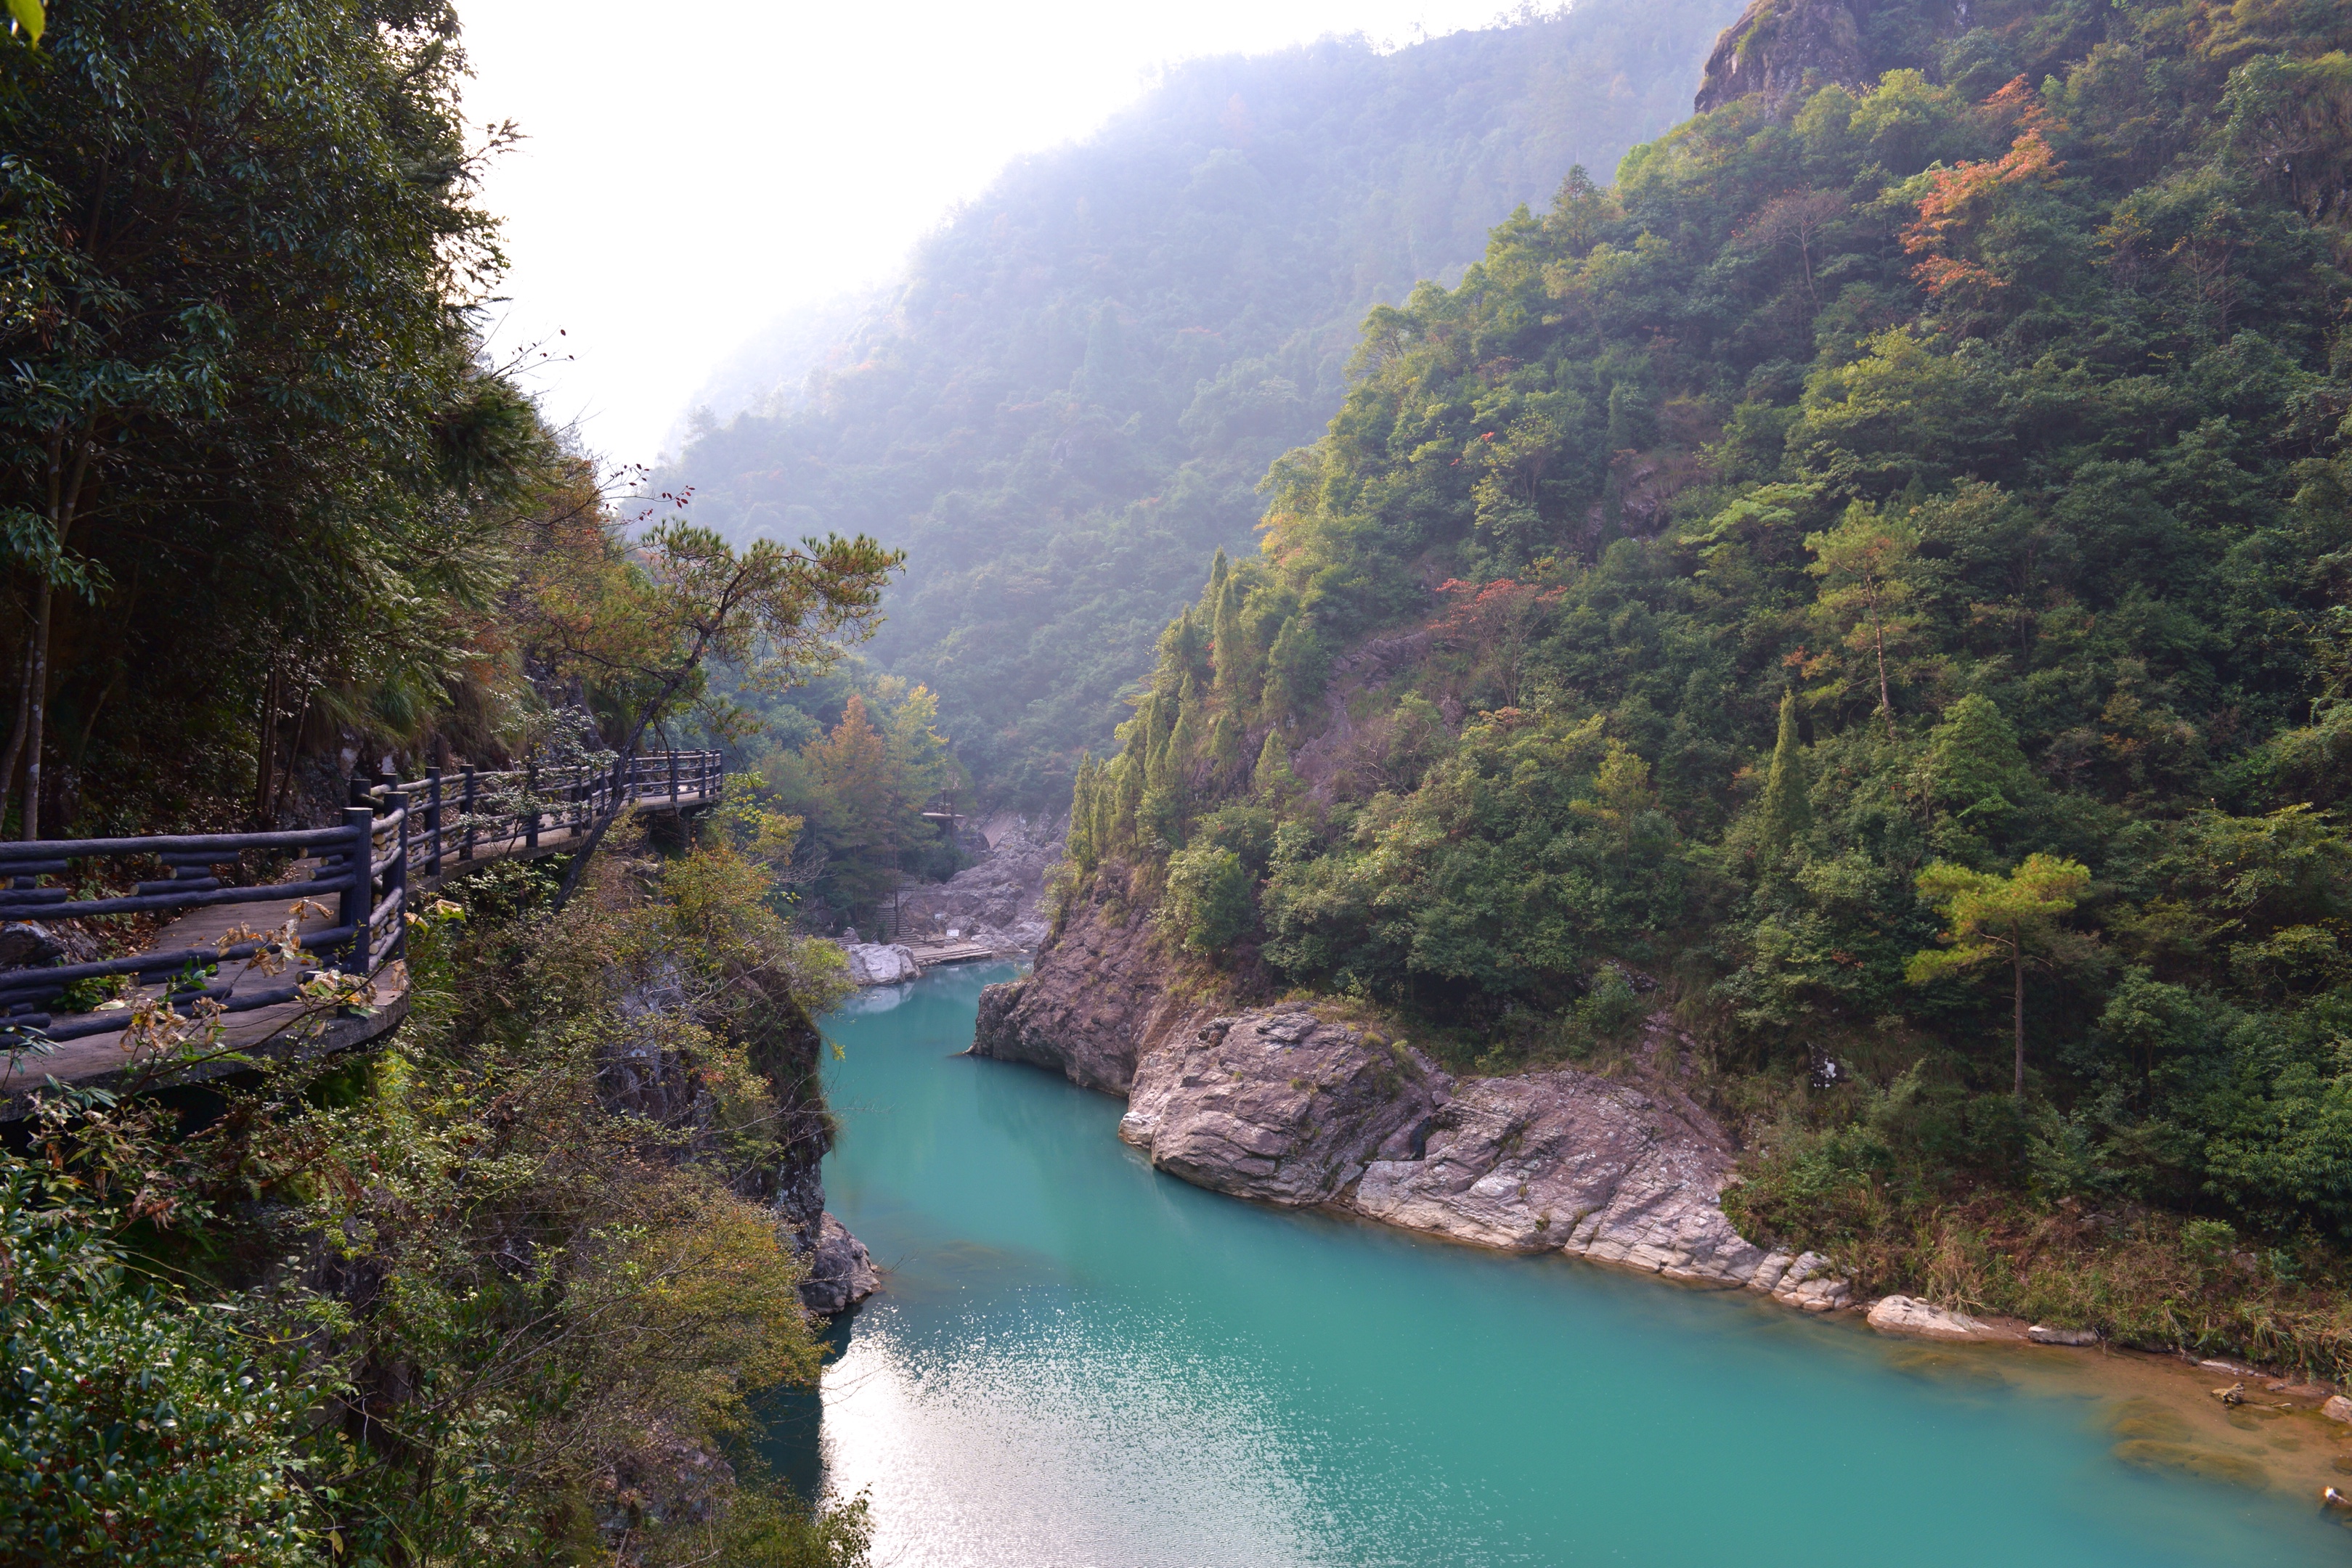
[0,883,405,1113]
[0,755,723,1117]
[899,939,1000,967]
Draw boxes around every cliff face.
[973,876,1850,1312]
[609,963,878,1315]
[1692,0,1868,113]
[972,873,1229,1093]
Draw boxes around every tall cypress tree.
[1253,728,1298,800]
[1067,756,1099,869]
[1211,575,1246,707]
[1759,687,1810,859]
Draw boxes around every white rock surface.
[893,814,1062,952]
[2027,1323,2099,1346]
[1111,1006,1856,1312]
[2323,1395,2352,1424]
[1866,1294,1997,1341]
[841,943,921,985]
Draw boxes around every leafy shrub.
[1160,845,1256,954]
[0,1174,317,1567]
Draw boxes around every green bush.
[1160,845,1256,954]
[0,1174,317,1567]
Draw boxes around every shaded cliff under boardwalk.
[799,965,2352,1567]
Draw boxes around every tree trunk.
[272,684,314,823]
[2012,944,2026,1099]
[21,576,52,841]
[1868,596,1896,745]
[545,671,699,915]
[0,628,33,836]
[255,663,281,823]
[25,421,95,841]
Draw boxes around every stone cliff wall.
[971,874,1850,1313]
[1693,0,1868,113]
[971,872,1233,1093]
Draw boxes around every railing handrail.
[0,825,351,861]
[0,748,725,1045]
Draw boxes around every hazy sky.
[457,0,1519,467]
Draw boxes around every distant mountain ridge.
[664,0,1745,804]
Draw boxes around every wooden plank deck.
[0,782,718,1116]
[900,940,1001,966]
[0,887,407,1115]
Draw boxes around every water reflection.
[797,965,2352,1567]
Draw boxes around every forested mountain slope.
[1059,0,2352,1354]
[663,0,1746,804]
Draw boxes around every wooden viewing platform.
[0,751,724,1117]
[898,940,999,966]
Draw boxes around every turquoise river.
[776,962,2352,1566]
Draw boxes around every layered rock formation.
[1692,0,1868,113]
[972,889,1220,1093]
[1117,1007,1444,1204]
[1866,1294,2009,1342]
[977,910,1852,1312]
[892,814,1062,953]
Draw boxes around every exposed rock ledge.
[797,1211,881,1315]
[839,942,921,986]
[977,923,1850,1312]
[1866,1294,2013,1342]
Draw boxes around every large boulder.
[1359,1071,1754,1275]
[894,814,1062,952]
[1351,1061,1850,1308]
[1119,1008,1446,1205]
[797,1212,880,1315]
[841,943,921,986]
[0,922,63,971]
[1866,1294,2002,1341]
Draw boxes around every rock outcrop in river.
[974,889,1850,1312]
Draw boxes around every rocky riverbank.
[972,889,1851,1313]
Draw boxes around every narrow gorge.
[974,890,1852,1314]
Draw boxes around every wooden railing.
[361,749,725,882]
[0,750,723,1047]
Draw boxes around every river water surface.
[792,962,2352,1566]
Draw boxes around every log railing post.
[525,760,539,850]
[337,807,374,973]
[460,766,477,861]
[382,790,409,965]
[425,767,443,881]
[668,751,678,805]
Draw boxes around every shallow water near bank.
[787,963,2352,1566]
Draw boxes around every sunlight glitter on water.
[810,965,2352,1567]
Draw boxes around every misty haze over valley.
[11,1,2352,1562]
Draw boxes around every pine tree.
[1095,759,1124,857]
[1804,502,1921,743]
[1208,709,1244,787]
[1924,693,2032,826]
[1907,853,2093,1098]
[1157,606,1208,690]
[1253,728,1299,800]
[1067,755,1098,870]
[1168,674,1205,776]
[1759,687,1810,859]
[1211,573,1245,706]
[1261,613,1322,726]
